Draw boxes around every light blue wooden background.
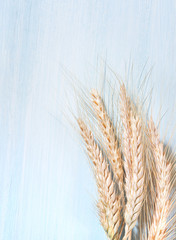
[0,1,176,239]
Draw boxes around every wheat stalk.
[147,118,171,240]
[77,118,122,239]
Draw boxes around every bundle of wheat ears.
[77,82,176,240]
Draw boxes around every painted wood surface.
[0,1,175,239]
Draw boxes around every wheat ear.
[147,118,171,240]
[123,115,145,239]
[77,119,122,239]
[119,83,132,180]
[91,89,124,193]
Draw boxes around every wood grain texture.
[0,1,176,239]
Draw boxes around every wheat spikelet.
[77,118,122,239]
[147,118,171,240]
[97,200,109,233]
[77,118,98,166]
[91,89,124,193]
[124,115,145,239]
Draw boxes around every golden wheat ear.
[147,118,172,240]
[119,83,132,181]
[139,144,155,240]
[119,84,145,239]
[90,89,124,194]
[77,118,122,240]
[123,115,145,240]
